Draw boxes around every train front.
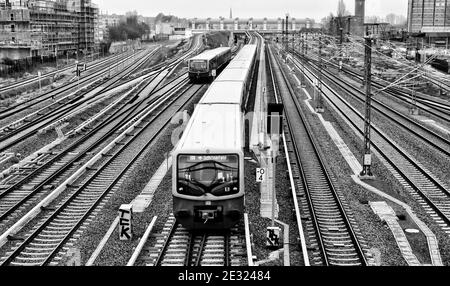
[188,59,210,81]
[172,151,245,230]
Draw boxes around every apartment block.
[0,0,98,60]
[407,0,450,46]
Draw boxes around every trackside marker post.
[119,204,133,241]
[266,226,281,249]
[256,168,266,182]
[38,71,42,94]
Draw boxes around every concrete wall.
[0,47,31,60]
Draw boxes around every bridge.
[189,17,317,34]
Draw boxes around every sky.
[94,0,408,21]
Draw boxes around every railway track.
[289,49,450,237]
[0,37,201,233]
[0,76,189,229]
[0,38,201,154]
[268,45,368,266]
[293,51,450,124]
[0,48,152,120]
[0,51,160,153]
[0,48,139,94]
[0,77,206,266]
[290,51,450,160]
[136,215,247,267]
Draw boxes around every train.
[188,47,232,82]
[172,44,258,230]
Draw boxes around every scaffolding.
[0,0,98,59]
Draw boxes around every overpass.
[189,17,316,33]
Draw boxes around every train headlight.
[225,187,230,193]
[233,187,238,192]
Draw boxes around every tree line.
[108,16,150,42]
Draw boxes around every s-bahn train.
[173,45,258,230]
[188,47,232,82]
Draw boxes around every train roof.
[233,45,257,60]
[199,81,244,105]
[175,104,243,152]
[189,47,231,62]
[226,60,254,69]
[215,67,250,82]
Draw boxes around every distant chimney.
[230,7,232,19]
[354,0,365,36]
[355,0,365,21]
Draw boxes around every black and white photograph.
[0,0,449,279]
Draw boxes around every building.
[407,0,450,46]
[0,0,98,60]
[66,0,98,54]
[98,12,124,42]
[328,0,366,37]
[0,2,32,59]
[155,14,188,36]
[190,17,315,32]
[353,0,365,36]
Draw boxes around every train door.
[209,60,216,73]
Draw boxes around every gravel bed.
[278,57,413,265]
[60,87,205,266]
[61,88,128,134]
[1,131,58,171]
[288,61,450,265]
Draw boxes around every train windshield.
[190,60,207,71]
[177,154,239,197]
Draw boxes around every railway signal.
[267,103,284,232]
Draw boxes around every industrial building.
[0,0,98,60]
[325,0,367,37]
[407,0,450,47]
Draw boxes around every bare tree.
[386,13,396,25]
[337,0,349,17]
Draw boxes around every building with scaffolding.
[0,0,98,60]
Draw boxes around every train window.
[189,60,207,71]
[177,154,239,197]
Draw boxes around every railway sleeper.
[37,231,66,239]
[48,222,78,228]
[12,256,45,262]
[163,253,188,258]
[33,236,65,243]
[19,251,50,257]
[160,258,185,263]
[24,246,56,252]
